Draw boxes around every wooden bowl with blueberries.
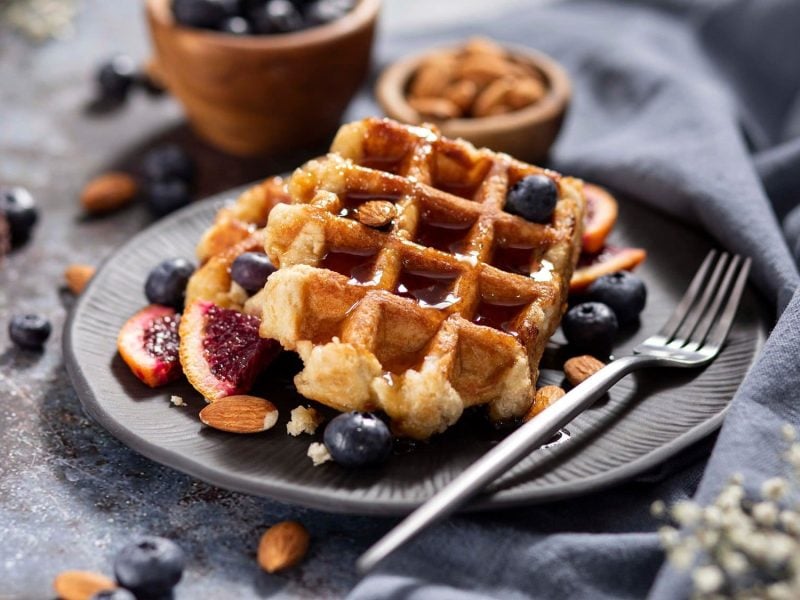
[146,0,380,156]
[376,38,571,163]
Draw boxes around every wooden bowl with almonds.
[376,38,571,162]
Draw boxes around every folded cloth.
[348,0,800,598]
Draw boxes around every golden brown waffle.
[254,118,585,439]
[186,176,289,310]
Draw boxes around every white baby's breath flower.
[696,528,720,550]
[766,582,795,600]
[781,424,796,442]
[719,550,749,576]
[753,502,780,527]
[704,506,723,529]
[729,472,744,485]
[716,482,745,510]
[651,500,666,517]
[692,565,724,594]
[763,533,797,567]
[786,444,800,469]
[779,510,800,535]
[740,532,770,562]
[761,477,789,501]
[659,526,680,549]
[673,500,703,527]
[668,544,695,570]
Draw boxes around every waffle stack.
[250,118,585,439]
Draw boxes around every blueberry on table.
[141,144,196,184]
[0,186,38,246]
[324,412,393,467]
[144,258,196,309]
[145,179,191,217]
[9,314,52,351]
[250,0,305,33]
[231,251,276,293]
[505,174,558,223]
[172,0,239,29]
[113,536,185,597]
[586,271,647,324]
[562,301,618,356]
[220,15,252,34]
[96,54,137,102]
[91,589,137,600]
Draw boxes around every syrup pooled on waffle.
[252,118,585,439]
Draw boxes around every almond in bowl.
[376,37,571,163]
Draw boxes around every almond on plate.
[356,200,396,228]
[525,385,567,421]
[564,355,606,386]
[199,394,278,433]
[257,521,310,573]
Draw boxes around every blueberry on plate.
[8,314,52,351]
[250,0,305,33]
[586,271,646,324]
[113,536,185,598]
[231,251,276,293]
[145,179,191,217]
[1,186,38,247]
[144,258,196,309]
[91,589,137,600]
[172,0,239,29]
[96,54,137,102]
[562,301,618,356]
[324,412,393,467]
[220,15,252,34]
[505,174,558,224]
[141,144,195,184]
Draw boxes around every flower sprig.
[653,425,800,599]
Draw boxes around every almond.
[457,54,515,88]
[64,264,95,295]
[408,96,461,120]
[199,395,278,433]
[472,77,515,118]
[257,521,310,573]
[443,79,478,113]
[461,36,508,58]
[525,385,566,421]
[53,570,116,600]
[356,200,397,228]
[564,355,606,386]
[81,172,138,215]
[409,54,456,98]
[506,76,546,109]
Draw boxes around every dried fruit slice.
[582,183,618,254]
[117,305,182,387]
[179,300,280,401]
[570,246,647,292]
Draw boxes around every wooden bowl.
[146,0,380,156]
[376,43,571,163]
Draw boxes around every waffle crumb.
[170,395,186,407]
[307,442,332,466]
[287,406,323,436]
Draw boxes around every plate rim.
[63,189,767,516]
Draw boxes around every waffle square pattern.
[254,118,585,439]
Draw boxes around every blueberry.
[145,258,195,309]
[0,187,38,246]
[141,144,195,184]
[562,302,618,356]
[231,252,276,293]
[304,0,353,25]
[113,536,185,597]
[91,589,137,600]
[505,175,558,223]
[220,15,252,34]
[250,0,305,33]
[586,271,647,324]
[146,179,191,217]
[172,0,239,29]
[96,54,137,102]
[324,412,393,467]
[9,314,52,351]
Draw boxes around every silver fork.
[358,250,751,574]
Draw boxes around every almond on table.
[53,570,116,600]
[257,521,310,573]
[64,263,95,294]
[80,172,138,215]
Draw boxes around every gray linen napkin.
[348,0,800,597]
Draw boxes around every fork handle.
[357,354,652,574]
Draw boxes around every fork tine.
[670,252,730,346]
[656,250,717,341]
[702,257,751,353]
[684,255,742,350]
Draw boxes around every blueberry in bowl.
[562,301,618,357]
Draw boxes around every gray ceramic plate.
[64,186,769,515]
